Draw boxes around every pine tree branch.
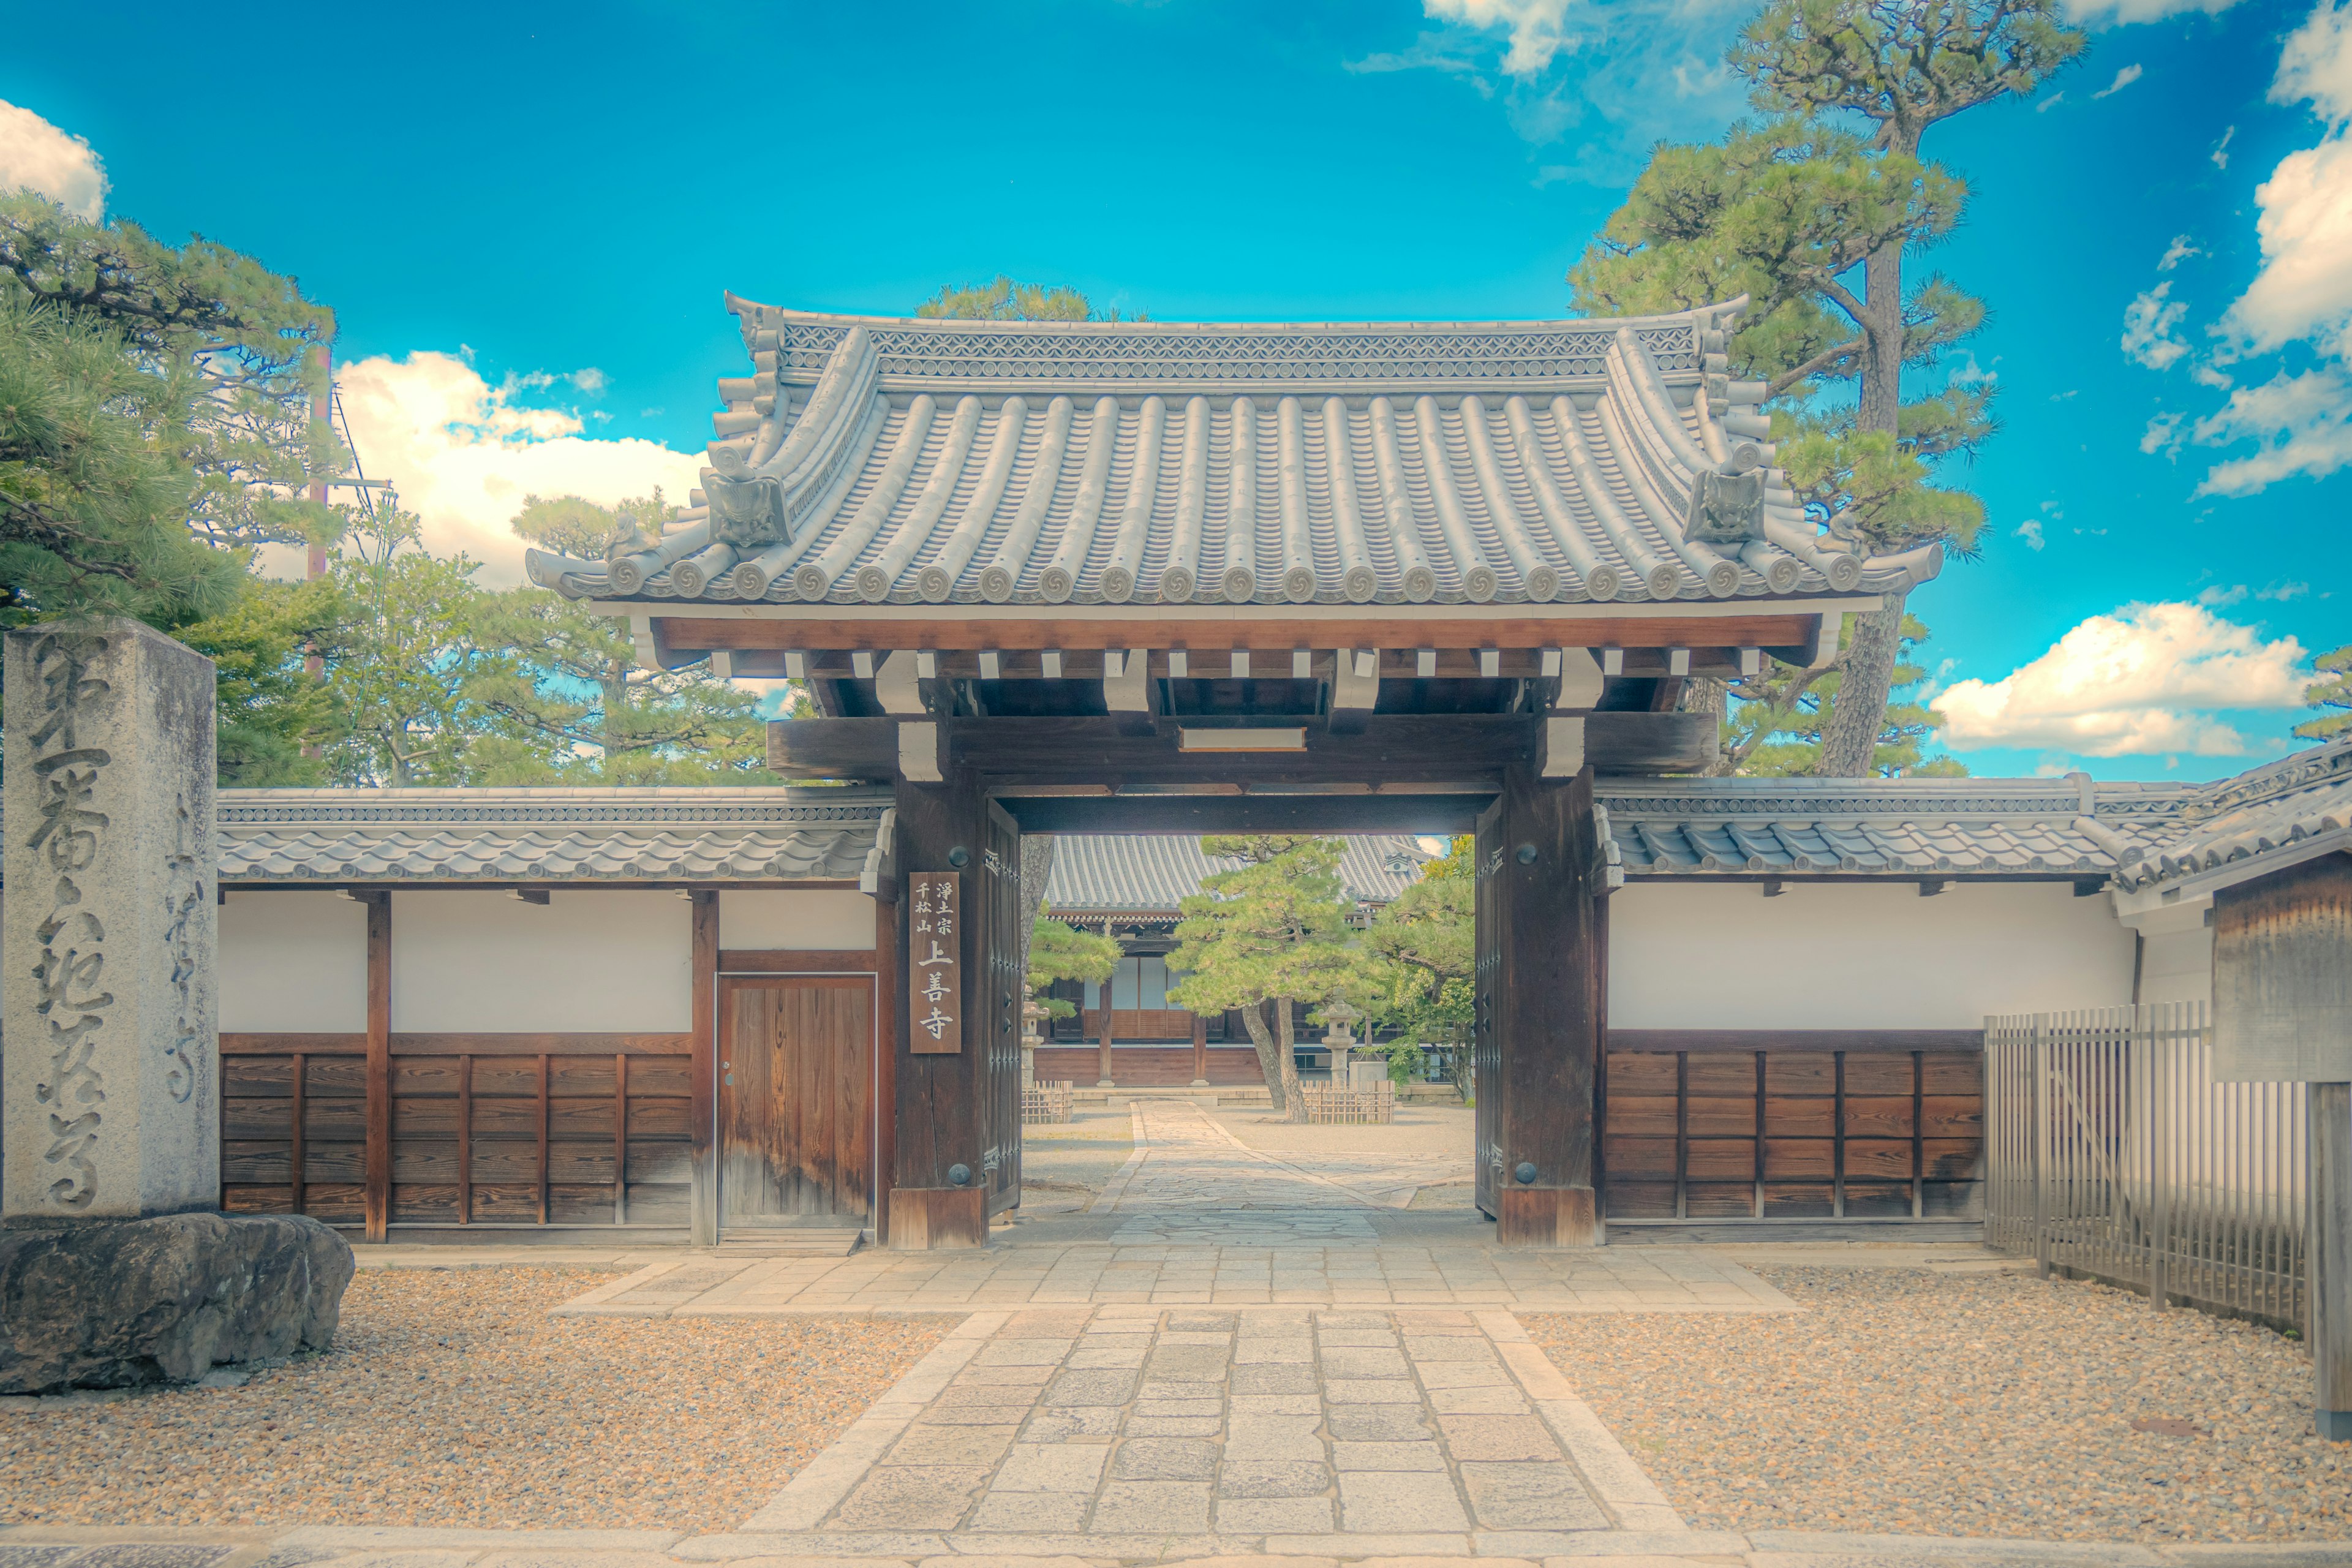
[1766,334,1868,398]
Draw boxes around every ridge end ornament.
[1686,467,1766,548]
[704,444,790,550]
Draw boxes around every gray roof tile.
[1044,834,1431,915]
[527,300,1943,613]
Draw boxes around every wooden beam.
[767,712,1716,785]
[658,612,1820,654]
[1001,793,1493,834]
[364,892,391,1244]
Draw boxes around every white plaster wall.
[2137,925,2214,1008]
[718,889,878,951]
[391,890,690,1033]
[1607,881,2136,1028]
[219,892,368,1032]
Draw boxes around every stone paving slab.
[10,1526,2350,1566]
[733,1305,1658,1547]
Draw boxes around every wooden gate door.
[1473,796,1504,1219]
[718,974,873,1229]
[979,800,1023,1216]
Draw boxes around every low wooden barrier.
[1023,1081,1077,1125]
[1293,1081,1393,1124]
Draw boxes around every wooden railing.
[1986,1004,2306,1330]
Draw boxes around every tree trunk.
[1819,238,1910,778]
[1682,676,1733,776]
[1817,597,1905,777]
[1240,1000,1285,1114]
[1275,997,1303,1121]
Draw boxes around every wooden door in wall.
[718,975,873,1229]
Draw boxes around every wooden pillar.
[363,892,391,1244]
[689,889,718,1247]
[889,768,991,1248]
[874,892,899,1245]
[1478,761,1603,1246]
[1097,921,1117,1087]
[2313,1082,2352,1440]
[1191,1012,1209,1087]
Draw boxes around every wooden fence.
[1601,1030,1985,1221]
[1022,1081,1077,1125]
[220,1034,694,1232]
[1986,1003,2307,1329]
[1293,1082,1393,1124]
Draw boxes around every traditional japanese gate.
[536,294,1941,1248]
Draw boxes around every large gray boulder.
[0,1212,354,1392]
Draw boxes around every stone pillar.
[5,620,217,1222]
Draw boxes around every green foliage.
[0,192,343,624]
[916,275,1145,323]
[1362,837,1474,1051]
[2299,646,2352,742]
[320,508,505,786]
[1025,910,1121,1020]
[468,493,780,785]
[1724,614,1967,777]
[1168,835,1376,1108]
[173,576,344,784]
[0,295,244,625]
[1733,0,2087,157]
[1568,1,2078,774]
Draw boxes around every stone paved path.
[740,1302,1681,1552]
[1097,1099,1467,1215]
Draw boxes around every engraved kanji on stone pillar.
[4,618,218,1221]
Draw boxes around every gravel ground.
[1211,1102,1474,1156]
[0,1267,943,1532]
[1529,1265,2348,1544]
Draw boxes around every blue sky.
[2,0,2345,780]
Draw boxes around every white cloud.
[2014,518,2046,550]
[1423,0,1574,75]
[2213,125,2236,167]
[2220,134,2352,358]
[333,350,703,584]
[2141,411,2187,454]
[2064,0,2242,23]
[0,99,107,221]
[1359,0,1751,181]
[2218,1,2352,360]
[2122,282,2191,368]
[2158,233,2201,270]
[2037,91,2068,112]
[2198,583,2249,606]
[2277,0,2352,122]
[2191,365,2352,492]
[1931,602,2310,756]
[2094,63,2145,97]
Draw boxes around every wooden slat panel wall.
[1601,1031,1985,1223]
[222,1031,693,1228]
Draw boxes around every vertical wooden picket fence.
[1986,1002,2307,1330]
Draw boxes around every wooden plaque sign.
[909,871,962,1055]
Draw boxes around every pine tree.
[916,276,1145,322]
[0,193,342,622]
[1362,837,1475,1096]
[467,492,787,783]
[1025,911,1121,1022]
[2299,646,2351,743]
[1570,1,2082,775]
[173,576,345,783]
[1167,836,1374,1114]
[1716,614,1966,777]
